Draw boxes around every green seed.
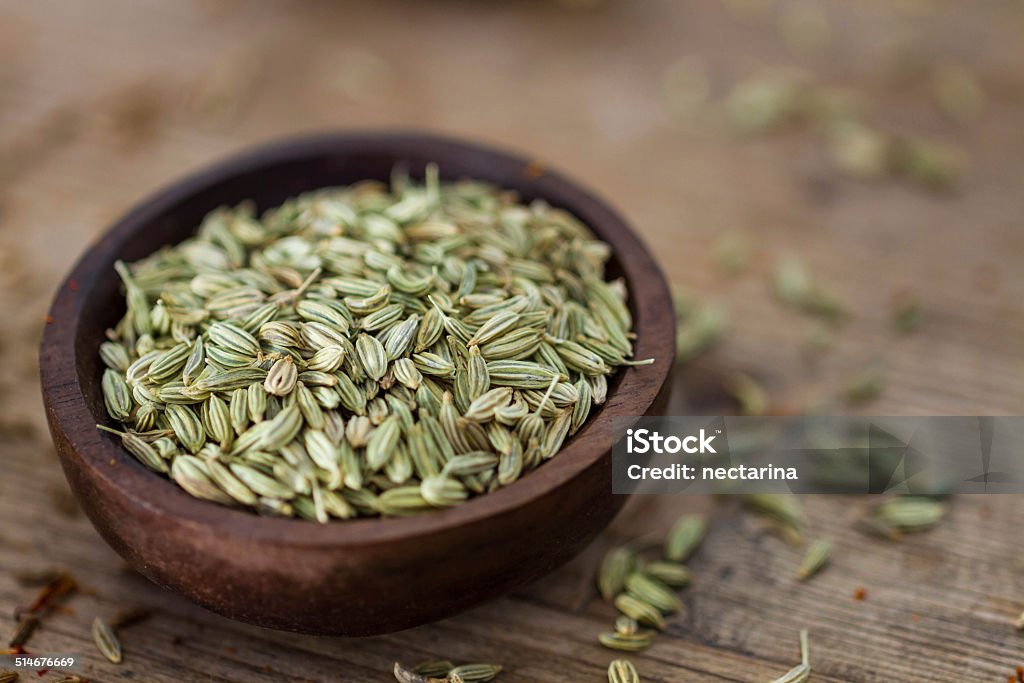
[598,546,635,601]
[873,497,945,532]
[664,514,705,562]
[420,476,468,507]
[642,561,691,588]
[843,365,886,406]
[366,416,401,471]
[614,594,665,630]
[797,540,832,580]
[625,572,682,614]
[744,494,803,533]
[675,304,727,362]
[599,630,653,652]
[91,616,123,664]
[615,616,639,635]
[165,404,205,454]
[607,658,639,683]
[101,369,132,422]
[412,661,454,678]
[170,455,233,505]
[770,630,810,683]
[447,663,503,683]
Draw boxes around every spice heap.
[98,167,650,521]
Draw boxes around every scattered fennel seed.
[726,372,769,416]
[675,304,728,363]
[769,629,810,683]
[843,365,886,406]
[797,540,832,580]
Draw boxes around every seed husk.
[92,615,123,664]
[797,539,832,580]
[389,663,425,683]
[413,661,455,678]
[625,572,682,614]
[726,372,769,416]
[615,616,639,635]
[642,561,692,588]
[486,361,563,389]
[773,257,844,322]
[598,546,636,601]
[447,663,503,683]
[607,658,640,683]
[463,387,513,422]
[891,290,922,334]
[872,497,945,532]
[675,304,727,362]
[264,357,298,396]
[376,486,433,516]
[367,416,401,470]
[893,136,964,192]
[770,630,810,683]
[731,70,807,135]
[99,342,131,372]
[96,426,168,473]
[599,630,653,652]
[614,594,666,630]
[393,662,431,683]
[664,514,705,562]
[101,369,132,421]
[827,121,891,179]
[421,476,468,507]
[171,455,234,505]
[205,457,258,505]
[744,494,804,542]
[164,404,206,454]
[843,364,886,406]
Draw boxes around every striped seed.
[797,540,832,580]
[607,659,639,683]
[664,514,705,562]
[614,594,665,630]
[91,616,123,664]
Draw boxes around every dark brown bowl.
[39,131,675,636]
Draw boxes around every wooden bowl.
[39,132,675,635]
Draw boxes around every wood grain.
[2,0,1024,681]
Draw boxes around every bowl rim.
[40,130,675,548]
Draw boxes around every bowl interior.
[54,131,673,543]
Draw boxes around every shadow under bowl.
[39,131,676,636]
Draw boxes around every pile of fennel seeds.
[97,166,652,522]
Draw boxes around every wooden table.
[1,1,1022,680]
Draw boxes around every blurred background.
[1,1,1023,681]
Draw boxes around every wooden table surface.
[1,1,1023,681]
